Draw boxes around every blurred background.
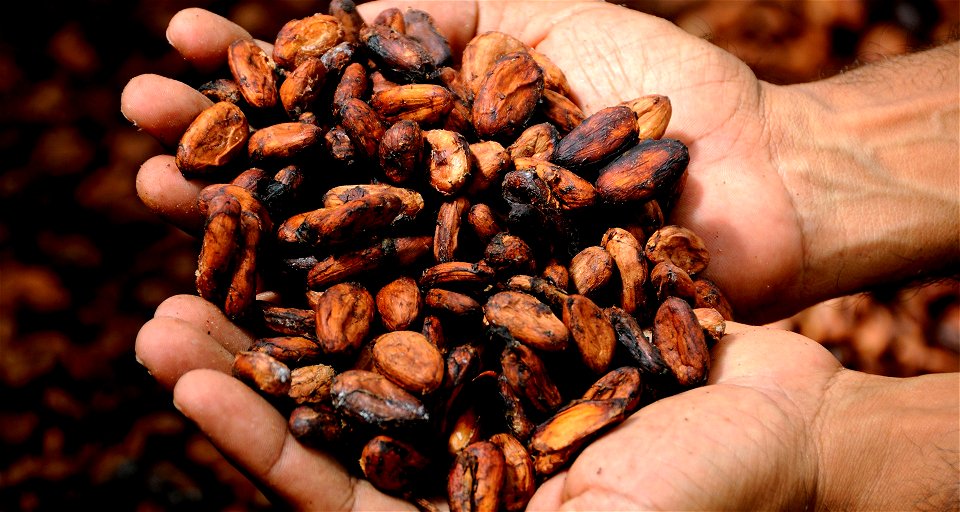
[0,0,957,510]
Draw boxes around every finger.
[173,369,418,511]
[165,7,254,73]
[356,1,602,54]
[526,471,568,511]
[121,74,213,148]
[135,316,233,390]
[153,294,255,354]
[709,322,842,384]
[356,0,479,54]
[135,154,208,235]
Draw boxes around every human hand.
[122,0,813,324]
[138,293,959,511]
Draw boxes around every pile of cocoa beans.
[173,1,734,509]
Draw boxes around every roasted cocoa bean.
[488,433,535,512]
[484,291,569,352]
[372,330,445,395]
[447,441,505,512]
[376,276,422,331]
[330,369,430,429]
[472,51,544,141]
[176,102,249,176]
[273,13,344,69]
[232,351,291,397]
[360,435,432,493]
[314,282,375,355]
[562,294,617,374]
[652,296,710,387]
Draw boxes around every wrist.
[814,370,960,510]
[764,42,959,309]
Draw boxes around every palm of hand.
[528,325,841,510]
[525,4,805,323]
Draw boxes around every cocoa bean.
[281,59,327,118]
[568,246,615,297]
[595,138,690,205]
[500,341,564,413]
[228,38,279,108]
[562,294,617,374]
[371,84,455,125]
[372,330,445,395]
[288,364,336,405]
[425,129,472,196]
[652,296,709,387]
[273,13,344,69]
[528,398,629,476]
[645,224,710,276]
[552,105,638,170]
[376,276,422,331]
[403,9,452,67]
[484,291,569,352]
[488,433,535,512]
[314,282,375,355]
[447,441,505,512]
[330,369,430,429]
[435,197,471,263]
[360,435,432,493]
[176,102,249,176]
[379,120,424,184]
[508,123,559,161]
[248,122,323,161]
[605,306,670,378]
[232,351,291,397]
[251,336,324,366]
[472,51,544,140]
[622,94,672,140]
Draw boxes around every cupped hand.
[122,0,806,324]
[138,293,844,511]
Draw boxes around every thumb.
[172,369,415,511]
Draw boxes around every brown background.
[0,1,957,510]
